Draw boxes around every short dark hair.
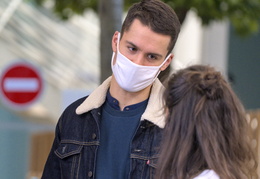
[121,0,181,54]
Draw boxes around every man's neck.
[110,76,151,111]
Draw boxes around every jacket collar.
[76,76,166,128]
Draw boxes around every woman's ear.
[160,54,173,71]
[111,31,120,52]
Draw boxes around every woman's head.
[156,65,257,179]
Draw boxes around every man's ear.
[111,31,120,52]
[160,54,173,71]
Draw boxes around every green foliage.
[54,0,97,19]
[162,0,260,36]
[30,0,260,36]
[125,0,260,37]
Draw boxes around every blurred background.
[0,0,259,178]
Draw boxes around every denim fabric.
[41,96,163,179]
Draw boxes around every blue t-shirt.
[95,92,148,179]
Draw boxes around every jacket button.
[92,133,97,139]
[88,171,93,177]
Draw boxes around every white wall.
[201,20,230,77]
[173,10,229,77]
[172,10,203,71]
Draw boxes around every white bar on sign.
[4,77,39,92]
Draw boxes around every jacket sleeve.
[41,115,62,179]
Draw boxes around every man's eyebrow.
[126,40,137,48]
[125,40,163,58]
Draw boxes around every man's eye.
[128,47,137,52]
[148,54,157,60]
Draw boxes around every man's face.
[114,19,172,70]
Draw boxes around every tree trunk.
[99,0,123,83]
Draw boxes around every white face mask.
[111,33,171,92]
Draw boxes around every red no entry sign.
[0,61,44,109]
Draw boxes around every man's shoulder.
[62,96,89,115]
[58,96,92,129]
[70,96,88,108]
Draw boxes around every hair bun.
[196,72,222,99]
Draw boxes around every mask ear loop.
[117,33,121,52]
[154,53,172,79]
[160,53,172,67]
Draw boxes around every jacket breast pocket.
[130,154,158,179]
[55,142,83,179]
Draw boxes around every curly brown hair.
[156,65,257,179]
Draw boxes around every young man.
[41,0,180,178]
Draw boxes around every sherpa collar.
[76,76,166,128]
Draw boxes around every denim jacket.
[42,77,166,179]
